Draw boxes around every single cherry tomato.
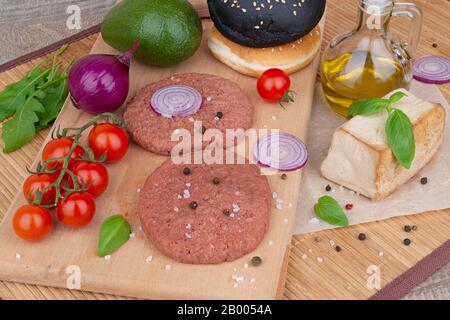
[42,137,84,171]
[257,68,294,104]
[69,161,109,198]
[23,173,58,205]
[88,123,129,163]
[13,205,53,241]
[57,192,96,228]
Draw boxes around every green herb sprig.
[0,45,72,153]
[314,196,349,227]
[348,92,415,169]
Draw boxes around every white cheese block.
[321,89,446,200]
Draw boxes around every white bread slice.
[321,89,446,201]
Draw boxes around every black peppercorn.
[314,236,322,243]
[335,246,342,252]
[403,238,412,246]
[326,185,332,192]
[404,225,412,233]
[251,256,262,267]
[420,177,428,185]
[216,111,224,119]
[189,201,198,209]
[183,167,191,175]
[358,233,366,241]
[281,174,288,180]
[432,43,438,48]
[412,225,418,231]
[223,209,231,216]
[213,177,220,185]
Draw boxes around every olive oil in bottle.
[320,0,423,116]
[321,51,409,116]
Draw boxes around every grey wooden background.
[0,0,115,64]
[0,0,448,300]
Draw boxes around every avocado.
[101,0,203,67]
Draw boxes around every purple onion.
[68,41,140,114]
[253,132,308,172]
[150,85,203,118]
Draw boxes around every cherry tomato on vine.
[57,192,96,228]
[23,173,58,205]
[68,161,109,198]
[42,137,84,171]
[13,205,53,241]
[257,68,294,104]
[88,123,129,163]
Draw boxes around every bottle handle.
[391,2,423,57]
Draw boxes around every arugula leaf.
[314,196,349,227]
[347,98,389,119]
[2,93,45,153]
[98,215,132,257]
[388,92,407,104]
[0,67,51,121]
[38,76,68,127]
[385,108,415,169]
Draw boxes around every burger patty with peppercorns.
[138,159,271,264]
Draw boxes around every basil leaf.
[2,94,45,153]
[385,108,415,169]
[347,98,389,119]
[388,92,407,104]
[98,215,132,257]
[314,196,349,227]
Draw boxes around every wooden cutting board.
[0,14,325,299]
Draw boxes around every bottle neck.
[355,1,393,32]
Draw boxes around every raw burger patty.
[124,73,254,155]
[138,159,271,264]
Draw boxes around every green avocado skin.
[101,0,203,67]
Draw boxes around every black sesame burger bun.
[208,0,326,48]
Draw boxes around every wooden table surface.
[0,0,449,300]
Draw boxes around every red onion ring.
[413,55,450,85]
[253,132,308,172]
[150,85,203,118]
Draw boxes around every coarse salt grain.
[317,257,324,263]
[174,207,180,213]
[129,232,136,239]
[302,254,308,260]
[233,283,239,288]
[185,182,191,187]
[288,202,293,208]
[185,233,192,239]
[206,96,212,102]
[309,217,320,225]
[104,255,111,261]
[244,263,249,269]
[137,188,141,193]
[268,240,274,246]
[250,278,256,284]
[283,218,289,224]
[186,223,192,229]
[272,192,278,199]
[276,203,283,210]
[15,253,21,260]
[329,240,335,247]
[379,251,384,257]
[165,265,171,271]
[145,256,153,263]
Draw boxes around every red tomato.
[13,205,53,241]
[257,68,293,103]
[42,137,84,171]
[88,123,129,163]
[57,192,96,228]
[69,161,109,198]
[23,173,58,205]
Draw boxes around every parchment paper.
[294,81,450,234]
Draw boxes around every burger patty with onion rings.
[124,73,254,156]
